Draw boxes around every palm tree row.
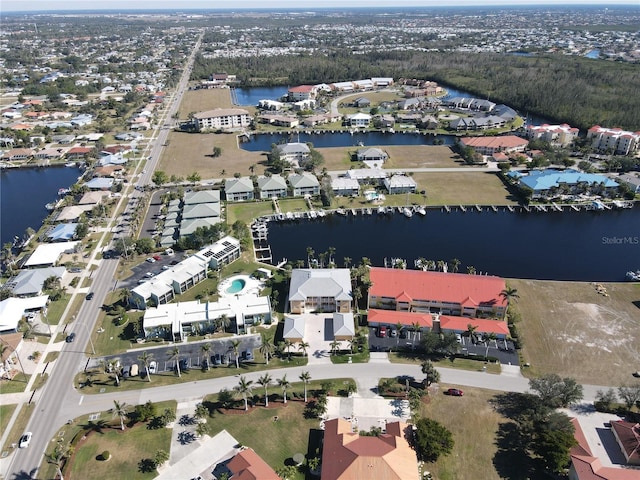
[233,371,312,409]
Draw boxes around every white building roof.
[24,241,79,267]
[289,268,352,302]
[283,316,306,339]
[333,312,356,337]
[184,190,220,205]
[0,295,49,332]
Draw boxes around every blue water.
[266,207,640,282]
[585,49,600,59]
[226,278,246,294]
[233,86,289,106]
[240,130,455,151]
[0,166,83,246]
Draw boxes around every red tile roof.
[611,421,640,465]
[439,315,510,336]
[368,309,433,328]
[369,268,507,309]
[289,85,315,93]
[227,448,279,480]
[321,418,419,480]
[68,147,92,154]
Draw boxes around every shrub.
[99,450,110,461]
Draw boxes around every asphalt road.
[6,32,204,480]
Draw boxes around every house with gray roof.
[331,177,360,197]
[182,203,221,220]
[282,316,306,342]
[288,268,352,314]
[180,218,219,236]
[616,173,640,194]
[332,312,356,340]
[184,190,220,205]
[384,174,417,194]
[84,177,114,190]
[288,172,320,197]
[46,223,78,242]
[224,177,254,202]
[356,147,388,163]
[6,267,66,297]
[275,143,311,168]
[257,175,288,199]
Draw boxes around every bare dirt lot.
[510,279,640,386]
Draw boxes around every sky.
[2,0,638,12]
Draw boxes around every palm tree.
[466,323,479,344]
[395,322,403,346]
[217,314,231,333]
[328,246,336,266]
[330,340,340,356]
[278,374,290,404]
[306,246,315,268]
[111,400,129,430]
[500,287,520,305]
[318,252,327,268]
[235,376,254,411]
[436,260,447,272]
[347,338,357,354]
[299,371,311,402]
[298,341,310,358]
[283,339,293,361]
[108,358,121,386]
[258,373,272,407]
[259,334,274,365]
[200,343,212,370]
[421,360,440,386]
[450,258,461,273]
[120,288,132,308]
[168,346,181,377]
[484,332,498,357]
[412,322,421,342]
[343,256,352,268]
[230,339,241,368]
[467,265,476,275]
[46,443,70,480]
[138,351,153,382]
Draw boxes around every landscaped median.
[388,351,502,374]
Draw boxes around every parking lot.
[89,334,261,378]
[118,250,186,289]
[368,326,519,365]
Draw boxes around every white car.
[148,360,157,374]
[19,432,32,448]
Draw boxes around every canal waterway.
[266,206,640,282]
[0,166,83,247]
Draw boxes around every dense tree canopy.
[413,417,454,462]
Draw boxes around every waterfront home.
[356,147,388,163]
[23,242,79,268]
[346,112,371,128]
[0,296,49,335]
[459,135,528,155]
[45,223,78,242]
[288,85,317,101]
[257,99,284,111]
[0,332,25,378]
[509,169,619,199]
[84,177,114,190]
[368,267,508,319]
[34,148,64,161]
[444,97,496,112]
[616,173,640,194]
[331,176,360,197]
[288,268,352,314]
[587,125,640,156]
[257,175,288,199]
[275,142,311,166]
[1,148,33,162]
[193,108,251,131]
[65,146,93,160]
[258,114,300,128]
[449,115,507,131]
[55,205,93,222]
[224,177,255,202]
[526,123,579,147]
[78,191,110,205]
[6,266,66,297]
[288,172,320,197]
[384,174,417,194]
[227,448,279,480]
[321,418,419,480]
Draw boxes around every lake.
[265,206,640,282]
[0,166,83,247]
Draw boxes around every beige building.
[288,269,352,314]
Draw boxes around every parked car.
[129,364,139,377]
[243,350,254,361]
[146,257,155,263]
[65,332,76,343]
[377,326,387,338]
[121,365,131,378]
[86,292,94,300]
[19,432,32,448]
[455,333,462,344]
[445,388,464,396]
[211,353,221,366]
[148,361,157,374]
[153,254,161,261]
[389,328,398,337]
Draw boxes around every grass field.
[0,373,30,394]
[2,403,33,452]
[0,404,17,448]
[389,352,502,375]
[412,171,519,206]
[510,279,640,386]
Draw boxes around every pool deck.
[218,274,264,298]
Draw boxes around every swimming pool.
[226,278,246,294]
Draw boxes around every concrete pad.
[157,429,239,480]
[325,395,410,434]
[500,364,523,377]
[369,352,390,363]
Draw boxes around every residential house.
[288,172,320,197]
[331,177,360,196]
[275,143,311,167]
[332,312,355,341]
[356,147,389,163]
[34,148,64,161]
[46,223,78,242]
[346,168,388,185]
[70,114,93,127]
[352,97,370,108]
[288,268,352,314]
[321,418,419,480]
[459,136,529,155]
[193,108,251,131]
[257,99,284,111]
[1,148,33,162]
[384,175,417,194]
[398,98,421,110]
[288,85,316,101]
[0,296,49,334]
[449,115,507,131]
[368,267,508,319]
[346,113,371,128]
[51,134,76,144]
[225,177,255,202]
[282,316,306,343]
[257,175,288,199]
[227,447,280,480]
[6,267,66,297]
[65,146,93,160]
[616,173,640,194]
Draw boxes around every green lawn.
[0,404,17,447]
[0,373,31,394]
[388,351,502,374]
[2,403,33,452]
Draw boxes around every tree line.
[192,50,640,131]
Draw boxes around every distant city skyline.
[2,0,638,13]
